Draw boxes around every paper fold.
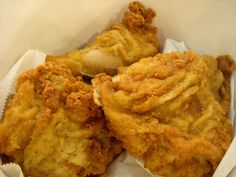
[0,164,24,177]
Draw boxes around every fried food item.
[46,1,159,77]
[0,62,122,177]
[216,55,235,78]
[92,51,234,177]
[204,54,235,115]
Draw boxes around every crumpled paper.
[0,39,235,177]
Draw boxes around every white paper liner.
[0,164,24,177]
[162,39,188,53]
[213,137,236,177]
[0,40,235,177]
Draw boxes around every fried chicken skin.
[92,51,234,177]
[0,63,122,177]
[46,1,159,77]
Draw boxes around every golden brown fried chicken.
[216,55,235,78]
[92,51,234,177]
[0,62,122,177]
[203,55,235,114]
[46,1,159,77]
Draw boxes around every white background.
[0,0,236,79]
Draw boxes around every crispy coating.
[46,1,159,77]
[92,51,234,177]
[216,55,235,78]
[0,63,122,177]
[216,55,235,115]
[123,1,156,32]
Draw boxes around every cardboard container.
[0,1,236,177]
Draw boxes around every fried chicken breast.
[46,1,159,77]
[0,62,122,177]
[92,51,234,177]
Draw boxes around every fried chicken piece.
[46,1,159,77]
[123,1,156,31]
[216,55,235,114]
[204,55,235,114]
[216,55,235,79]
[0,63,122,177]
[92,51,234,177]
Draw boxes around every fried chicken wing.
[92,51,234,177]
[0,63,122,177]
[46,1,159,77]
